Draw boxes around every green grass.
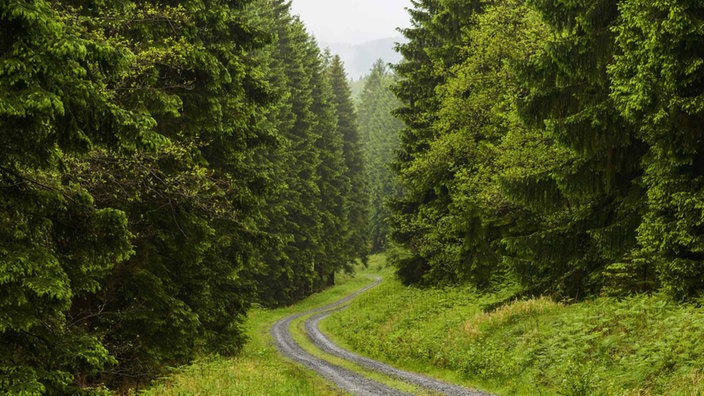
[286,295,442,395]
[141,256,452,396]
[140,253,704,395]
[140,269,378,396]
[322,255,704,396]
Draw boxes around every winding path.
[271,278,492,396]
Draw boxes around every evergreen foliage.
[1,1,142,392]
[388,0,704,302]
[254,1,325,305]
[4,0,704,392]
[0,0,362,392]
[510,0,648,297]
[389,0,485,285]
[357,60,403,253]
[310,48,349,288]
[253,1,367,306]
[420,0,551,288]
[328,55,370,266]
[610,0,704,299]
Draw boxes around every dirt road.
[271,278,492,396]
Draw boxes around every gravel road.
[271,278,493,396]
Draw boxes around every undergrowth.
[322,256,704,395]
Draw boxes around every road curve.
[271,277,493,396]
[271,278,409,395]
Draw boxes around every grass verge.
[322,255,704,395]
[140,268,377,396]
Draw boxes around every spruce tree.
[358,60,403,253]
[254,0,323,305]
[328,55,370,266]
[1,0,277,389]
[511,0,647,297]
[310,48,349,288]
[0,1,135,392]
[611,0,704,299]
[406,0,550,287]
[389,0,485,284]
[61,0,275,385]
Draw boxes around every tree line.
[0,0,367,393]
[357,59,404,254]
[6,0,702,393]
[389,0,704,301]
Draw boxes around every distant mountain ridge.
[321,37,404,80]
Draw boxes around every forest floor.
[141,260,491,395]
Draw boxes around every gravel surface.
[307,310,491,396]
[271,277,494,396]
[272,278,409,395]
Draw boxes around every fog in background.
[290,0,411,44]
[290,0,410,78]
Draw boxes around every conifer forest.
[2,0,704,394]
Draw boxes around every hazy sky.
[289,0,411,44]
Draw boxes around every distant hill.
[321,37,404,80]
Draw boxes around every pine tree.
[389,0,485,284]
[358,60,404,253]
[611,0,704,299]
[511,0,648,297]
[328,55,370,266]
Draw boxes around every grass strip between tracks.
[142,256,481,396]
[286,287,445,396]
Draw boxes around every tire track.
[272,278,408,395]
[271,277,493,396]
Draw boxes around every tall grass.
[322,256,704,395]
